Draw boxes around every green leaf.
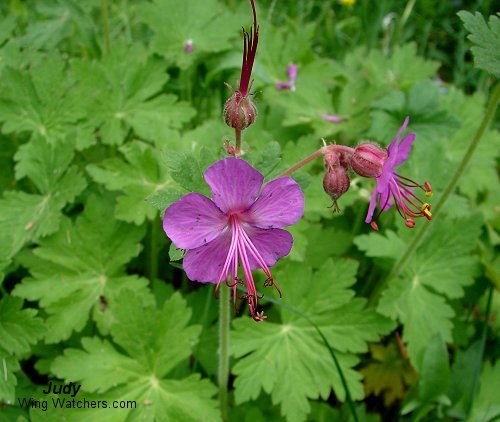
[19,2,97,51]
[169,243,185,262]
[163,150,209,194]
[72,42,195,145]
[0,296,45,356]
[368,82,459,143]
[87,141,175,224]
[0,191,64,260]
[0,137,86,261]
[447,341,482,417]
[373,216,482,368]
[334,43,439,138]
[458,12,500,77]
[0,55,86,143]
[232,259,392,422]
[265,59,341,135]
[418,333,450,403]
[13,195,149,343]
[246,141,282,179]
[51,292,219,421]
[469,361,500,421]
[15,137,86,202]
[0,352,20,403]
[441,87,500,201]
[139,0,234,69]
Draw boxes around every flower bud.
[223,92,257,131]
[323,152,350,212]
[351,142,387,178]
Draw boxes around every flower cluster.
[321,116,432,230]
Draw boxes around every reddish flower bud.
[351,142,387,178]
[323,152,350,212]
[223,92,257,131]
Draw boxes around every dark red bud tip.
[223,92,257,131]
[405,218,415,228]
[370,221,379,231]
[351,143,387,178]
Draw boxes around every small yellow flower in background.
[340,0,356,6]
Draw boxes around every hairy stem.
[235,129,242,157]
[369,82,500,305]
[277,144,354,178]
[218,286,230,421]
[101,0,111,53]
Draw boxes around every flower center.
[378,174,432,227]
[214,215,281,321]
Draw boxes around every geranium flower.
[351,117,432,230]
[163,157,304,321]
[276,64,298,91]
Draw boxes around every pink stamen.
[215,215,272,321]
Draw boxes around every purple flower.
[276,64,298,91]
[360,116,432,230]
[163,157,304,321]
[320,113,344,123]
[184,39,193,53]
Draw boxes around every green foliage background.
[0,0,498,421]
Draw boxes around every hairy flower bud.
[351,142,387,178]
[223,92,257,131]
[323,152,350,212]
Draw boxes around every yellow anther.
[424,209,432,218]
[421,203,430,211]
[425,191,433,197]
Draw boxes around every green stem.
[235,129,242,157]
[149,217,159,280]
[369,82,500,305]
[218,286,230,421]
[394,0,416,43]
[101,0,111,53]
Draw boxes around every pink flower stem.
[277,144,355,178]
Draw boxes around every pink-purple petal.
[245,227,293,269]
[365,190,379,223]
[244,177,304,229]
[394,133,415,166]
[163,192,228,250]
[182,230,232,283]
[393,116,410,144]
[204,157,264,214]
